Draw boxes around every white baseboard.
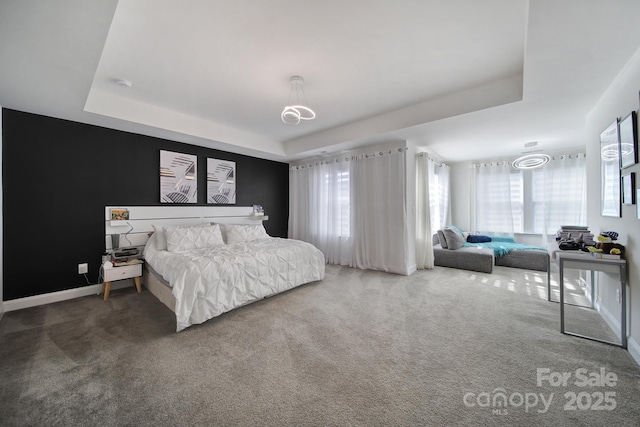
[3,282,132,312]
[595,300,622,341]
[627,337,640,366]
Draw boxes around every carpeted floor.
[1,264,639,426]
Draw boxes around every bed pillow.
[467,234,492,243]
[153,224,169,250]
[155,223,213,251]
[225,224,269,245]
[437,229,448,249]
[442,227,465,250]
[165,224,225,253]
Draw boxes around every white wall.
[586,46,640,362]
[450,162,472,231]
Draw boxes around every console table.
[556,251,627,348]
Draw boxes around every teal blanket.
[464,237,547,257]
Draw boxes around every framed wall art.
[622,172,635,205]
[619,111,638,169]
[207,158,236,204]
[600,119,621,217]
[160,150,197,203]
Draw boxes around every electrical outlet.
[78,263,88,274]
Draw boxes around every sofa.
[432,232,550,275]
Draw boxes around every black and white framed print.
[600,119,621,217]
[622,172,635,205]
[619,111,638,169]
[160,150,198,203]
[207,158,236,204]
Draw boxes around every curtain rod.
[290,147,407,170]
[417,152,445,167]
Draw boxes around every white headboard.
[104,206,268,251]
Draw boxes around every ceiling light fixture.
[512,142,550,170]
[115,78,132,88]
[281,76,315,125]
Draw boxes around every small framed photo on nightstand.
[110,208,129,221]
[110,208,130,226]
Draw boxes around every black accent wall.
[2,109,289,301]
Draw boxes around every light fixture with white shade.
[115,78,132,88]
[512,142,550,170]
[281,76,316,125]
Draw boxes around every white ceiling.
[1,0,640,163]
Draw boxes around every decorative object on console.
[600,119,621,217]
[622,173,635,205]
[599,231,619,241]
[281,75,316,125]
[588,231,624,259]
[619,111,637,169]
[207,158,236,204]
[160,150,197,204]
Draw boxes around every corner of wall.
[628,336,640,366]
[449,161,473,231]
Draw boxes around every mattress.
[144,233,325,331]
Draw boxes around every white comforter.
[144,235,325,331]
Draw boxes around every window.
[473,154,586,235]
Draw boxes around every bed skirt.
[143,266,176,313]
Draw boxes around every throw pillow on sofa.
[437,229,448,248]
[442,227,465,250]
[467,234,492,243]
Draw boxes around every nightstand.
[102,262,143,300]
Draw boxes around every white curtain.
[416,154,433,269]
[352,150,408,273]
[538,153,587,244]
[289,147,409,274]
[415,153,451,269]
[471,161,516,235]
[430,159,451,231]
[288,158,352,265]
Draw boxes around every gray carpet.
[1,265,639,426]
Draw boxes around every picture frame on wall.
[600,119,621,217]
[207,158,236,204]
[619,111,638,169]
[160,150,198,203]
[622,172,635,205]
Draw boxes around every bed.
[143,223,325,331]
